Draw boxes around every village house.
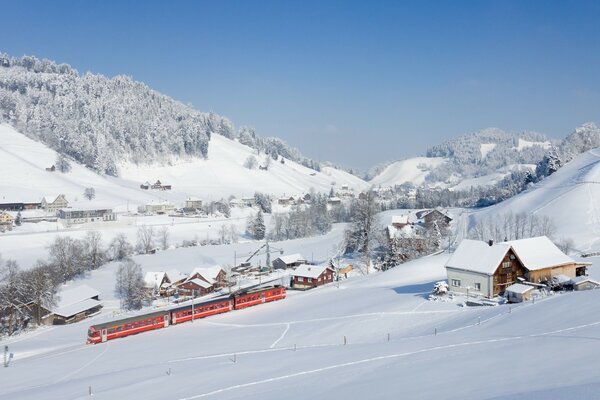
[41,194,68,213]
[144,271,171,296]
[0,212,14,230]
[52,285,102,324]
[188,266,228,288]
[272,254,307,270]
[0,199,41,211]
[140,181,151,190]
[144,201,176,215]
[184,197,203,211]
[291,264,335,289]
[421,209,452,229]
[165,269,188,287]
[176,278,214,297]
[57,207,117,225]
[151,180,172,190]
[277,196,296,206]
[327,197,342,206]
[445,236,591,298]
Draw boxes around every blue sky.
[2,1,600,171]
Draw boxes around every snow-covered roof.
[188,278,213,289]
[571,276,600,286]
[53,298,102,318]
[387,224,422,239]
[505,283,535,294]
[391,215,409,225]
[293,264,333,279]
[505,236,575,271]
[276,254,306,265]
[189,266,223,282]
[445,240,510,275]
[144,271,167,289]
[165,269,187,283]
[56,284,100,309]
[446,236,575,275]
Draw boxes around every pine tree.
[253,211,266,240]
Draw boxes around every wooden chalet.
[445,237,590,298]
[422,209,452,229]
[53,285,102,324]
[291,265,335,290]
[144,272,171,296]
[188,267,228,288]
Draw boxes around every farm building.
[144,272,171,296]
[572,276,600,291]
[57,207,116,225]
[445,236,591,298]
[292,265,335,289]
[184,198,203,211]
[176,278,214,297]
[144,201,175,215]
[188,266,228,288]
[272,254,307,270]
[53,285,102,324]
[41,194,68,213]
[421,209,452,229]
[504,283,535,303]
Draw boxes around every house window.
[502,261,511,269]
[474,283,481,291]
[451,279,461,287]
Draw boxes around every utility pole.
[191,289,195,322]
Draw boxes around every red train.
[87,285,286,344]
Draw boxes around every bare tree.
[83,187,96,200]
[115,259,146,310]
[344,190,380,273]
[83,231,105,270]
[47,236,85,282]
[244,155,257,170]
[136,225,155,254]
[158,226,170,250]
[22,263,57,325]
[108,233,133,261]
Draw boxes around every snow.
[445,239,509,275]
[53,298,102,318]
[276,253,306,264]
[55,284,100,309]
[144,272,167,289]
[504,283,534,294]
[474,148,600,250]
[369,156,447,187]
[291,264,332,279]
[506,236,575,271]
[188,278,213,289]
[516,138,551,151]
[480,143,496,159]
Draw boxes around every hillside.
[472,147,600,251]
[0,124,367,207]
[370,127,552,189]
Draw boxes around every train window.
[126,324,131,329]
[117,326,123,331]
[153,319,158,324]
[108,328,115,334]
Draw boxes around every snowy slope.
[0,124,366,207]
[2,250,600,400]
[118,133,367,199]
[473,148,600,251]
[369,157,447,187]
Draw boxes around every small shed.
[504,283,535,303]
[273,254,307,270]
[572,276,600,291]
[53,285,102,324]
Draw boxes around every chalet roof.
[144,272,168,289]
[387,224,422,239]
[572,276,600,286]
[165,269,188,283]
[56,284,100,309]
[446,236,575,275]
[54,298,102,318]
[276,254,306,265]
[504,236,575,271]
[189,266,224,282]
[187,278,213,289]
[391,215,410,225]
[293,264,334,279]
[505,283,535,294]
[445,239,510,275]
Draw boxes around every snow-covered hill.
[369,157,447,187]
[0,124,367,208]
[473,148,600,251]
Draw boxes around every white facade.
[445,267,494,298]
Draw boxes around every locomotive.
[87,285,286,344]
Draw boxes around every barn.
[53,285,102,324]
[445,236,590,298]
[272,254,307,270]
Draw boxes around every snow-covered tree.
[115,259,146,310]
[55,154,71,173]
[136,225,155,254]
[108,233,134,261]
[244,155,258,170]
[83,187,96,200]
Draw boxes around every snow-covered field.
[3,251,600,400]
[369,157,447,187]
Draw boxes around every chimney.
[488,239,494,247]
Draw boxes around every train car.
[233,285,286,310]
[87,310,170,344]
[170,296,233,324]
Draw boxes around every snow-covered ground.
[3,250,600,400]
[369,157,447,187]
